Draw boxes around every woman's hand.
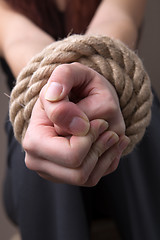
[42,62,126,136]
[23,63,129,186]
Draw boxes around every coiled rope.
[9,35,153,155]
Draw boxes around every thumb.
[39,83,90,136]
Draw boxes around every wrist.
[2,34,53,77]
[86,16,138,50]
[86,1,142,50]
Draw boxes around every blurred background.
[0,0,160,239]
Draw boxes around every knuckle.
[106,98,119,116]
[73,170,89,186]
[90,141,105,160]
[24,155,37,171]
[49,104,59,122]
[90,127,99,143]
[86,176,100,187]
[25,156,33,170]
[71,62,82,68]
[110,161,119,173]
[120,121,126,134]
[65,151,83,168]
[90,146,102,161]
[22,131,35,153]
[78,176,88,186]
[102,91,120,119]
[22,128,40,157]
[89,120,103,143]
[109,154,121,173]
[55,64,73,78]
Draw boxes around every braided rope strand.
[9,35,152,155]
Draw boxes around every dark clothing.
[3,93,160,240]
[2,0,160,239]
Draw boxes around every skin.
[0,0,146,186]
[23,63,129,186]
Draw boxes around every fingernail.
[45,82,63,101]
[118,136,130,151]
[69,116,90,136]
[106,133,119,149]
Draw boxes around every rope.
[9,35,153,155]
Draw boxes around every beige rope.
[9,35,152,155]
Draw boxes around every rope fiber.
[9,35,153,155]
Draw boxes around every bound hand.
[23,63,129,186]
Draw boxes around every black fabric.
[0,58,15,91]
[2,0,159,238]
[3,92,160,240]
[99,94,160,240]
[3,124,90,240]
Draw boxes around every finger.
[85,135,130,186]
[44,63,95,102]
[37,171,59,183]
[24,118,109,169]
[25,130,119,186]
[104,155,121,176]
[77,92,125,135]
[41,62,125,136]
[52,64,125,136]
[40,84,90,136]
[75,74,126,136]
[40,63,98,136]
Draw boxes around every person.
[0,0,160,239]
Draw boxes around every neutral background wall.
[0,0,160,239]
[138,0,160,99]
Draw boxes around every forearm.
[0,1,54,77]
[0,0,146,78]
[86,0,146,49]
